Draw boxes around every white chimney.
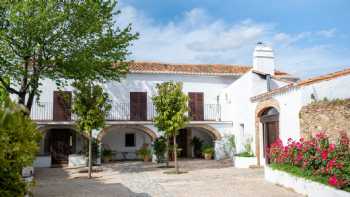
[253,42,275,75]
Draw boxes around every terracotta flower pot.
[204,153,212,160]
[143,155,150,162]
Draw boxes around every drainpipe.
[216,95,221,121]
[266,74,272,92]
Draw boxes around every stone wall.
[300,99,350,142]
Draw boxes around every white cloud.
[116,4,350,79]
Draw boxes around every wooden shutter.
[53,91,72,121]
[130,92,147,121]
[189,92,204,121]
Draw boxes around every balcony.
[30,102,222,122]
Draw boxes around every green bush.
[153,137,167,163]
[0,100,42,197]
[201,144,214,155]
[235,151,255,157]
[191,137,203,158]
[137,144,152,160]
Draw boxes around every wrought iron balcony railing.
[30,102,221,122]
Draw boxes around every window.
[125,133,135,147]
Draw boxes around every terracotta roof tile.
[127,62,292,77]
[127,62,251,75]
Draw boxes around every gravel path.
[33,160,300,197]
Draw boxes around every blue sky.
[117,0,350,78]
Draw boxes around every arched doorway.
[38,126,88,165]
[97,125,157,161]
[260,107,279,162]
[174,125,221,158]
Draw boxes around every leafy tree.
[0,99,42,197]
[72,80,111,179]
[152,82,189,173]
[0,0,137,113]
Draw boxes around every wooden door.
[53,91,72,121]
[50,129,72,164]
[263,121,279,159]
[130,92,147,121]
[189,92,204,121]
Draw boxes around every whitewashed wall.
[255,73,350,165]
[219,71,289,153]
[101,128,152,160]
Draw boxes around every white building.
[31,43,350,168]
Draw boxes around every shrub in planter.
[153,137,167,163]
[236,137,254,157]
[202,144,214,160]
[137,144,152,162]
[102,149,113,163]
[168,145,182,161]
[268,132,350,192]
[191,137,204,158]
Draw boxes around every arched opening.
[38,126,87,165]
[98,125,157,161]
[172,125,221,159]
[259,107,279,163]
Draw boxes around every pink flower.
[328,176,339,187]
[321,150,328,160]
[328,144,336,152]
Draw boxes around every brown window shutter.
[53,91,72,121]
[130,92,147,121]
[188,92,204,121]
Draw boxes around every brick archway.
[187,124,222,141]
[255,98,280,166]
[97,125,158,142]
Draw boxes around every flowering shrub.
[268,132,350,191]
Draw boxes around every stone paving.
[33,159,301,197]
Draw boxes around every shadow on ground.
[33,167,151,197]
[104,159,233,174]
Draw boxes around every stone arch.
[97,124,158,142]
[186,124,222,141]
[38,125,89,139]
[255,98,280,166]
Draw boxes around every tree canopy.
[152,82,189,136]
[152,81,189,173]
[0,0,138,111]
[72,80,111,178]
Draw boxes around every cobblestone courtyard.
[33,159,300,197]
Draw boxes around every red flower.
[328,176,339,187]
[321,150,328,160]
[328,144,336,152]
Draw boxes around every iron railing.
[30,102,221,121]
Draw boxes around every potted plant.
[191,137,203,158]
[202,144,214,160]
[102,149,113,163]
[137,144,152,162]
[168,145,182,161]
[234,137,256,168]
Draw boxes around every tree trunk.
[173,133,179,174]
[88,130,92,179]
[165,136,170,167]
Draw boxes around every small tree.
[152,82,189,173]
[72,80,111,179]
[0,99,41,196]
